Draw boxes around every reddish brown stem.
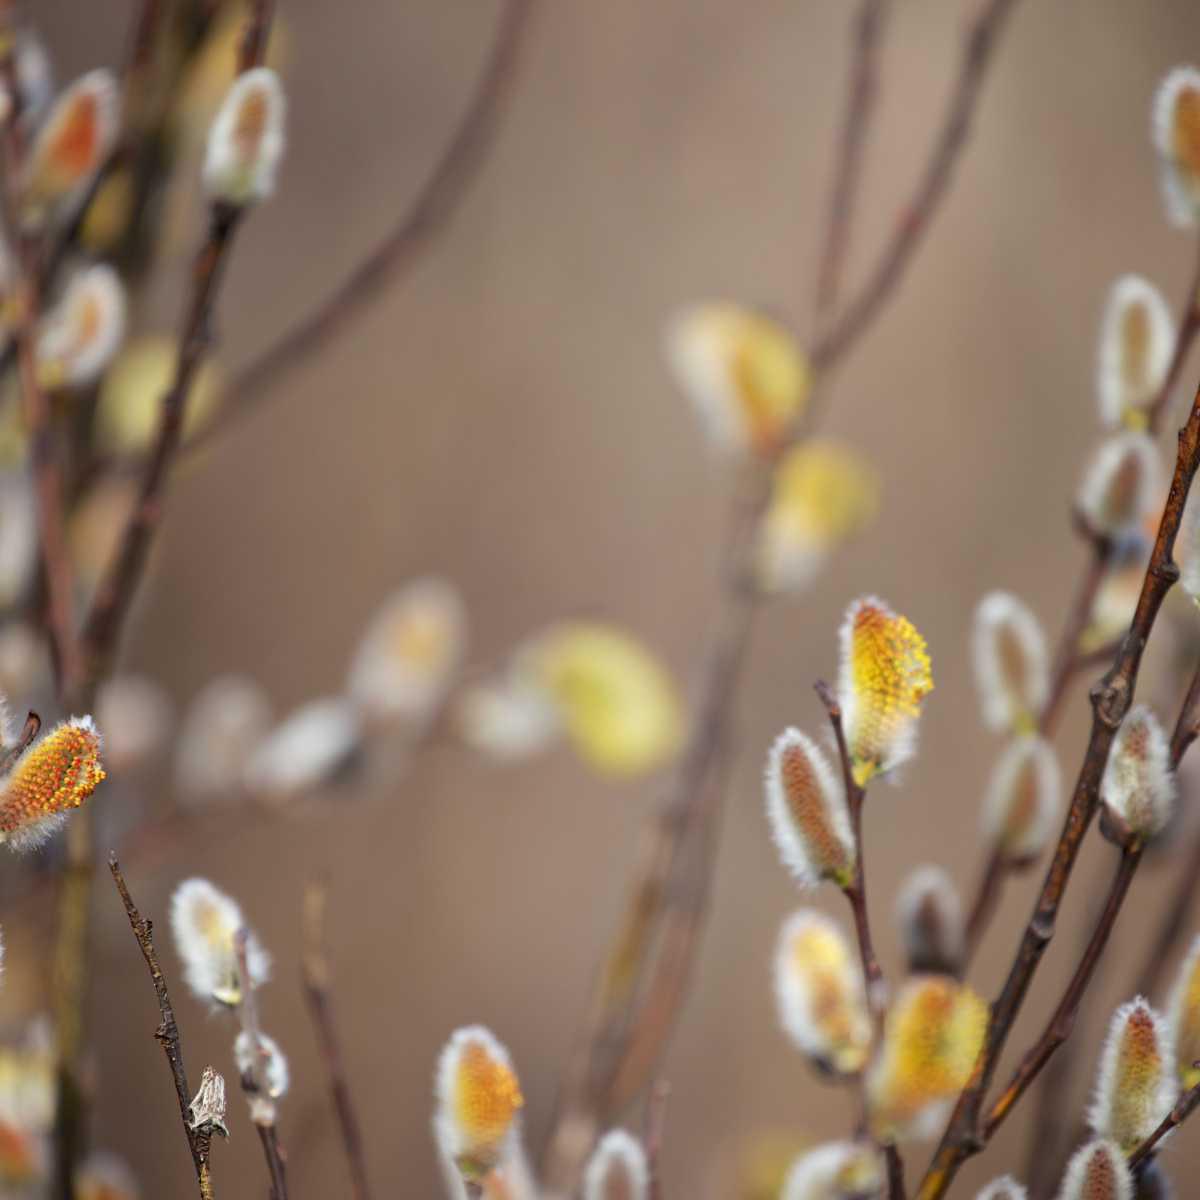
[917,375,1200,1199]
[982,845,1141,1140]
[812,0,1020,370]
[1129,1079,1200,1171]
[300,882,374,1200]
[813,0,891,329]
[180,0,536,460]
[109,855,219,1199]
[963,849,1005,967]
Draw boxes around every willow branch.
[1128,1078,1200,1171]
[813,0,891,331]
[815,679,905,1199]
[643,1080,670,1200]
[300,881,374,1200]
[917,373,1200,1200]
[109,855,219,1200]
[981,842,1142,1140]
[962,849,1005,966]
[169,0,535,461]
[812,0,1020,370]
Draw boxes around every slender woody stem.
[109,855,219,1200]
[917,373,1200,1199]
[1129,1079,1200,1171]
[178,0,536,460]
[813,0,891,331]
[811,0,1020,370]
[815,681,905,1198]
[982,844,1142,1140]
[300,881,375,1200]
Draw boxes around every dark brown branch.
[176,0,535,459]
[1128,1079,1200,1171]
[108,854,219,1200]
[300,881,374,1200]
[916,374,1200,1199]
[813,0,891,330]
[811,0,1020,370]
[981,844,1141,1140]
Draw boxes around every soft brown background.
[26,0,1200,1195]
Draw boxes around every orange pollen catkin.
[0,721,105,836]
[454,1042,524,1150]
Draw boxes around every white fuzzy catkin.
[1166,933,1200,1087]
[975,1175,1027,1200]
[1087,997,1177,1152]
[895,864,965,977]
[764,727,854,888]
[971,592,1049,733]
[433,1025,523,1175]
[582,1129,649,1200]
[36,264,126,386]
[1076,433,1161,541]
[1100,705,1175,840]
[96,674,172,774]
[203,68,286,206]
[234,1030,290,1099]
[74,1152,139,1200]
[981,737,1062,862]
[346,577,466,729]
[23,70,119,214]
[780,1140,883,1200]
[1055,1139,1133,1200]
[169,878,270,1007]
[1153,67,1200,227]
[1096,276,1174,427]
[243,697,361,798]
[773,910,871,1075]
[175,674,273,803]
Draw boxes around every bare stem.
[178,0,536,460]
[108,855,219,1199]
[981,844,1142,1140]
[1128,1079,1200,1171]
[813,0,891,331]
[917,373,1200,1199]
[300,881,374,1200]
[811,0,1020,370]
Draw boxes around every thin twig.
[173,0,535,460]
[1128,1078,1200,1171]
[962,849,1005,967]
[813,0,891,332]
[300,881,374,1200]
[811,0,1020,370]
[235,929,290,1200]
[815,679,905,1200]
[981,843,1142,1140]
[108,855,219,1200]
[916,372,1200,1199]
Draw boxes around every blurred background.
[21,0,1200,1195]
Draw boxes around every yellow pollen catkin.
[845,601,932,785]
[0,721,104,837]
